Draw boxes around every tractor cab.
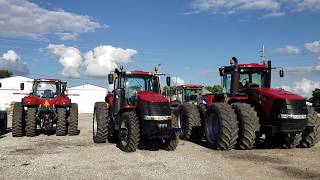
[29,79,67,99]
[176,84,203,104]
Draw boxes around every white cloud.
[0,0,104,40]
[1,50,20,62]
[282,78,320,97]
[189,0,320,17]
[305,40,320,54]
[47,44,82,78]
[276,45,301,54]
[0,50,29,75]
[172,77,185,86]
[84,45,137,77]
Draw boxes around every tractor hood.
[137,91,169,103]
[250,88,305,101]
[22,96,71,107]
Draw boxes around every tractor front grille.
[139,101,171,116]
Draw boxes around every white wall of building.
[0,76,107,113]
[68,84,107,113]
[0,76,33,111]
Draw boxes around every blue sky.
[0,0,320,96]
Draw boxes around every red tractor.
[93,67,179,152]
[179,57,320,150]
[12,79,79,137]
[172,84,204,140]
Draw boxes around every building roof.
[68,84,107,90]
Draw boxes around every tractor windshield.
[223,68,266,95]
[124,75,159,100]
[33,81,59,98]
[183,89,202,102]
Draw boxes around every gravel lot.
[1,113,320,180]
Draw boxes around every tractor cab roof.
[177,84,203,89]
[126,70,154,76]
[34,78,65,83]
[221,63,268,73]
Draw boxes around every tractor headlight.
[278,114,307,119]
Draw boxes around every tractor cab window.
[34,82,59,98]
[239,69,265,88]
[124,75,160,102]
[223,73,232,96]
[183,89,202,102]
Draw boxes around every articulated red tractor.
[12,79,79,137]
[93,67,179,152]
[172,84,204,140]
[180,57,320,150]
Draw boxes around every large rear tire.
[118,111,140,152]
[12,102,24,137]
[205,103,238,150]
[299,106,320,148]
[25,108,37,137]
[68,103,79,136]
[93,102,109,143]
[177,103,201,140]
[56,108,67,136]
[232,103,260,150]
[0,111,7,133]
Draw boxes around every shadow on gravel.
[275,166,320,179]
[226,153,288,164]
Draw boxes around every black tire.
[0,111,7,133]
[177,103,201,140]
[12,102,24,137]
[299,106,320,148]
[68,103,79,136]
[25,108,37,137]
[93,102,109,143]
[232,103,260,150]
[162,111,179,151]
[56,108,67,136]
[205,103,238,150]
[118,111,140,152]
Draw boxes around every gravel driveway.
[0,113,320,180]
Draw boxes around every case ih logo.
[43,100,50,107]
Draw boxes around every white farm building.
[0,76,107,113]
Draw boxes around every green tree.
[0,70,13,78]
[162,86,176,97]
[309,88,320,112]
[205,85,223,94]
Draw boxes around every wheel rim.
[93,110,97,136]
[120,119,129,147]
[206,112,219,143]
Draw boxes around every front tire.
[205,103,238,150]
[56,108,67,136]
[118,111,140,152]
[232,103,260,150]
[68,103,79,136]
[178,103,201,140]
[25,108,37,137]
[12,102,24,137]
[93,102,109,143]
[299,107,320,148]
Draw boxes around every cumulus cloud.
[0,0,104,40]
[84,45,137,77]
[47,44,82,78]
[0,50,29,75]
[276,45,301,54]
[172,77,185,86]
[305,40,320,54]
[189,0,320,17]
[282,78,320,97]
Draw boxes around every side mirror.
[166,76,171,86]
[219,68,224,76]
[108,74,114,84]
[279,69,284,77]
[20,83,24,90]
[62,82,67,93]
